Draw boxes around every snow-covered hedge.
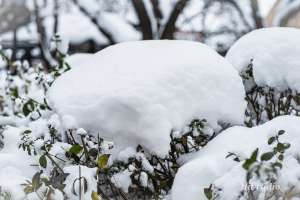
[226,27,300,125]
[1,29,300,200]
[226,27,300,91]
[0,40,247,199]
[48,40,246,156]
[172,116,300,200]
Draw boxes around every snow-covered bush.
[0,40,247,199]
[172,116,300,200]
[226,27,300,126]
[206,130,293,200]
[46,40,246,198]
[2,28,300,200]
[48,40,246,156]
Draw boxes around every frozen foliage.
[48,40,246,156]
[2,24,300,200]
[226,27,300,91]
[226,28,300,125]
[172,116,300,200]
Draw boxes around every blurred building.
[266,0,300,27]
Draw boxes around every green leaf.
[246,171,252,182]
[98,154,110,169]
[268,136,276,145]
[276,143,285,153]
[39,104,46,110]
[31,171,42,190]
[278,154,284,161]
[204,185,213,200]
[260,152,275,161]
[69,144,83,155]
[278,130,285,135]
[250,148,258,160]
[283,143,291,149]
[88,148,98,157]
[91,191,101,200]
[43,98,52,110]
[273,162,283,169]
[23,130,32,134]
[22,100,35,116]
[243,148,258,170]
[10,87,19,98]
[23,185,34,194]
[39,155,47,168]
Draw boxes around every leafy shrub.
[0,45,219,199]
[204,130,300,200]
[242,62,300,126]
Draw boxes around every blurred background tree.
[0,0,298,69]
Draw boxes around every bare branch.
[33,0,54,69]
[250,0,263,28]
[131,0,153,39]
[72,0,116,45]
[150,0,163,33]
[160,0,189,39]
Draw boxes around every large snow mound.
[172,115,300,200]
[48,40,246,156]
[226,27,300,91]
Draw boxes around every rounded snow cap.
[226,27,300,91]
[172,116,300,200]
[48,40,246,156]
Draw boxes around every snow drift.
[226,27,300,91]
[48,40,246,156]
[172,115,300,200]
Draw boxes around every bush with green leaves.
[0,43,221,200]
[242,62,300,126]
[17,116,216,199]
[0,187,12,200]
[204,130,300,200]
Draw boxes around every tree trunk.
[53,0,59,35]
[250,0,263,29]
[150,0,163,37]
[72,0,116,45]
[160,0,189,39]
[33,0,53,69]
[131,0,153,39]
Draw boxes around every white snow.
[63,165,97,200]
[172,115,300,200]
[116,147,136,163]
[66,53,93,68]
[0,126,37,200]
[76,128,88,136]
[61,115,77,130]
[111,169,133,193]
[226,27,300,91]
[97,12,141,43]
[48,40,246,156]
